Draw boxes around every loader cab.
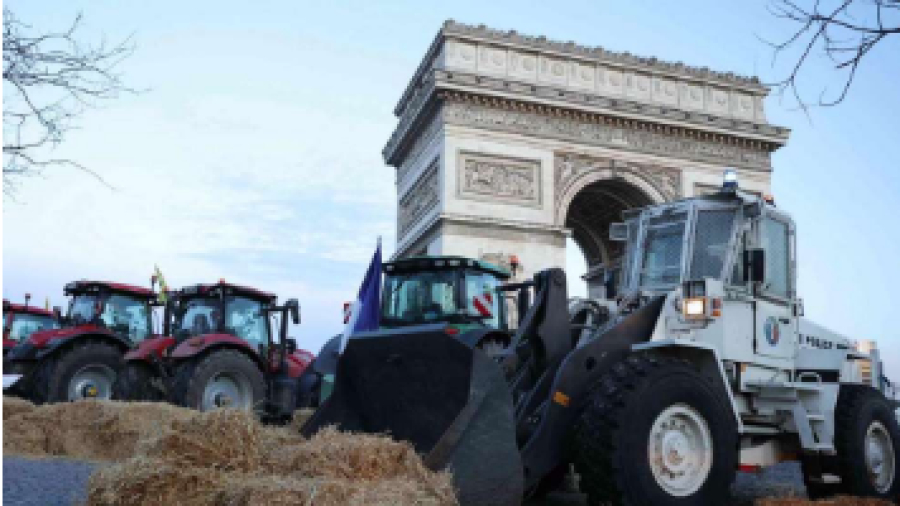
[380,256,511,332]
[614,171,799,364]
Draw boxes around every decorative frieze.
[443,95,772,170]
[398,160,439,235]
[458,152,541,207]
[555,153,682,204]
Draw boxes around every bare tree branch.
[763,0,899,111]
[3,7,136,194]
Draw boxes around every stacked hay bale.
[3,398,457,505]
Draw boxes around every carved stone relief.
[398,160,439,235]
[443,99,772,170]
[458,152,541,207]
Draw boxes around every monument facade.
[384,21,790,284]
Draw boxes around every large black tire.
[32,340,123,403]
[573,353,738,506]
[112,362,164,402]
[830,385,900,499]
[169,349,265,412]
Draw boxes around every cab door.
[754,213,798,361]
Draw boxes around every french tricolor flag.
[339,239,382,352]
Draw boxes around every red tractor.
[3,296,61,359]
[5,280,159,403]
[115,281,314,421]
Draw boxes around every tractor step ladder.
[744,380,834,452]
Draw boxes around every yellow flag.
[154,264,169,303]
[45,297,50,311]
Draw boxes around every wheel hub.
[201,371,252,411]
[865,420,895,493]
[648,404,713,497]
[68,364,115,401]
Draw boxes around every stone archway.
[381,21,788,281]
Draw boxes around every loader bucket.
[301,325,523,506]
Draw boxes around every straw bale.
[3,398,192,460]
[136,408,267,472]
[2,396,35,421]
[87,457,223,506]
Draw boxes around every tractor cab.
[380,256,511,332]
[3,298,60,356]
[171,281,276,350]
[60,281,157,341]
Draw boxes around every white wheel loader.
[303,170,899,505]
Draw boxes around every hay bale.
[4,397,458,505]
[3,396,35,421]
[137,408,266,472]
[3,398,192,461]
[87,457,224,506]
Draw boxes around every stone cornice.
[442,21,765,90]
[434,70,789,144]
[396,20,769,117]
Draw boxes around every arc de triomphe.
[384,21,790,285]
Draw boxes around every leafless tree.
[765,0,899,109]
[3,7,136,195]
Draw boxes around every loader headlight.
[683,297,707,320]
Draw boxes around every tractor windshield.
[381,270,461,327]
[174,296,220,337]
[68,295,100,325]
[6,313,59,342]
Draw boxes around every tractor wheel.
[112,362,164,402]
[171,349,265,412]
[33,340,122,403]
[831,385,900,499]
[573,353,737,506]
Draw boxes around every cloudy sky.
[3,1,899,372]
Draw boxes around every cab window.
[761,217,792,299]
[101,294,150,341]
[8,314,59,341]
[225,297,267,347]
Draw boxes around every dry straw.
[3,398,457,505]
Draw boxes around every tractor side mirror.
[744,249,765,284]
[286,298,300,325]
[285,337,298,355]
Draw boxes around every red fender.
[169,334,265,369]
[284,349,315,379]
[124,335,176,362]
